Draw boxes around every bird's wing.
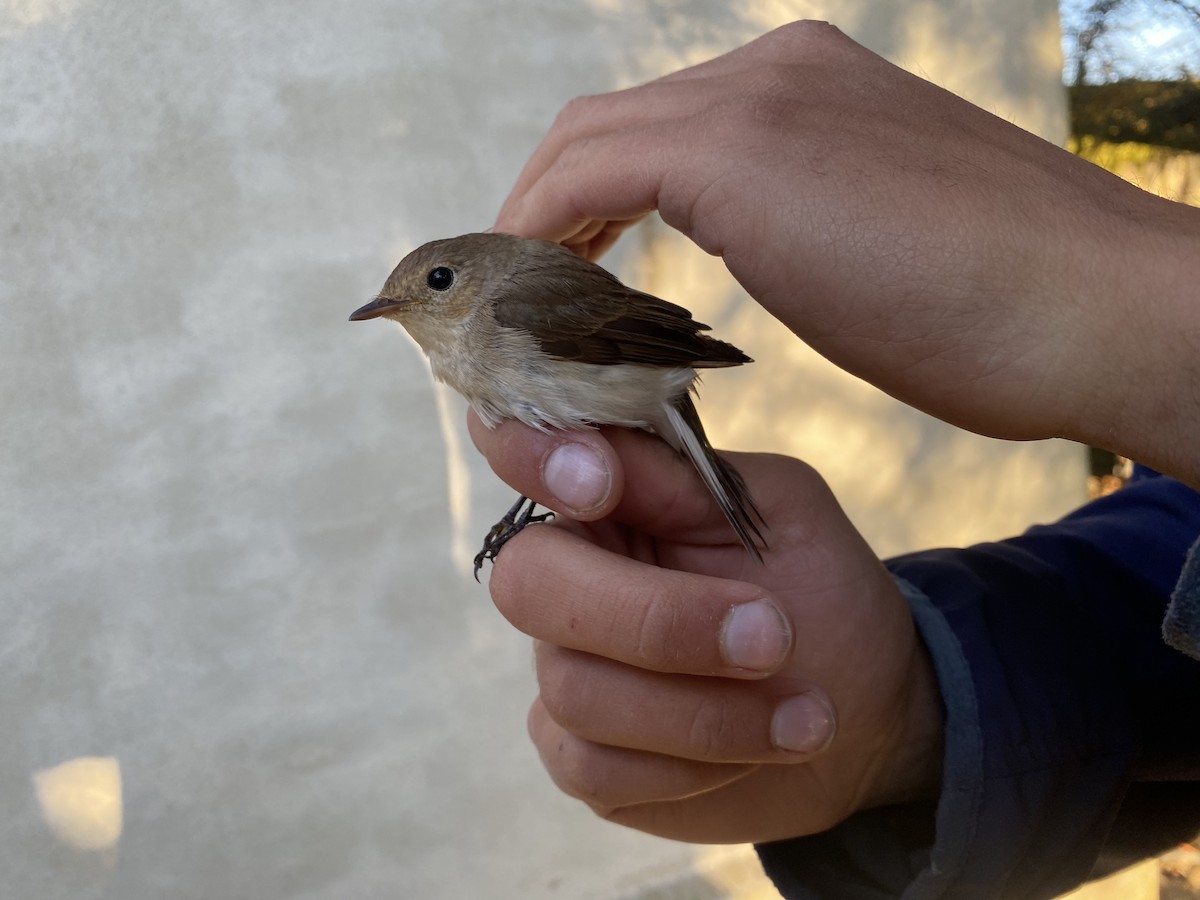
[493,248,751,369]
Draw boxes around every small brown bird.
[350,232,765,577]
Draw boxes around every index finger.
[493,21,847,253]
[490,524,793,681]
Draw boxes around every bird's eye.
[427,267,455,291]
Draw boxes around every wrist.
[860,630,945,810]
[1067,190,1200,486]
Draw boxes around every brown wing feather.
[492,240,751,369]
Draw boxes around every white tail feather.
[662,399,765,561]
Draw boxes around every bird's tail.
[663,395,767,562]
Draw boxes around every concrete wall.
[1,1,1081,897]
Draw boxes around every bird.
[349,232,765,578]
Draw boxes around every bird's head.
[349,233,522,342]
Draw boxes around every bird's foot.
[473,495,554,581]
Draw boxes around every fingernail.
[542,443,610,513]
[720,600,792,673]
[771,692,836,755]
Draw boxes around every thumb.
[467,409,624,520]
[466,409,749,548]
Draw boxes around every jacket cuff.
[1164,537,1200,659]
[757,568,1137,899]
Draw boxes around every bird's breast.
[431,335,696,434]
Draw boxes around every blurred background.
[1,0,1196,897]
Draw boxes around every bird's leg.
[473,494,554,581]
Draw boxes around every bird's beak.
[348,296,407,321]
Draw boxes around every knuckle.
[555,131,609,179]
[591,803,624,822]
[554,93,603,129]
[487,536,535,621]
[685,692,750,760]
[771,18,847,49]
[767,454,834,548]
[729,21,859,126]
[548,739,613,806]
[534,647,589,728]
[628,590,691,670]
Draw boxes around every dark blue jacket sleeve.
[757,469,1200,899]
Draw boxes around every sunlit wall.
[0,1,1078,897]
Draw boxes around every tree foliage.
[1062,0,1200,84]
[1070,80,1200,150]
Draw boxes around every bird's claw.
[473,495,554,581]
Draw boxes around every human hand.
[495,21,1200,485]
[468,409,943,843]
